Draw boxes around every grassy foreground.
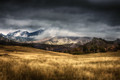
[0,45,120,80]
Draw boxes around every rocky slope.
[41,36,92,45]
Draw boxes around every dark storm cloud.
[1,0,120,10]
[0,0,120,38]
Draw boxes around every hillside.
[0,45,120,80]
[60,38,120,54]
[0,34,120,54]
[41,36,92,45]
[33,38,120,54]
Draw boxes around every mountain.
[6,30,92,44]
[41,36,92,45]
[65,38,120,54]
[3,29,120,54]
[0,33,10,42]
[114,39,120,44]
[7,30,29,37]
[0,33,120,54]
[7,29,44,38]
[6,29,44,42]
[0,33,17,45]
[28,29,44,37]
[30,37,93,52]
[34,38,120,54]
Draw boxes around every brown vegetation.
[0,45,120,80]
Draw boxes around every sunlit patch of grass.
[0,45,120,80]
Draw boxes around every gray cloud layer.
[0,0,120,39]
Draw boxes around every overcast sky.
[0,0,120,39]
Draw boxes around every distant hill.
[33,38,120,54]
[65,38,120,54]
[33,36,92,45]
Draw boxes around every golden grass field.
[0,45,120,80]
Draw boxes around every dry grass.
[0,45,120,80]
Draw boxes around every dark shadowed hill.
[66,38,120,54]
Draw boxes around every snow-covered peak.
[7,30,29,37]
[7,29,45,38]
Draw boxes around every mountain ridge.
[0,33,120,54]
[6,29,44,42]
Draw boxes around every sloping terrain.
[0,34,120,55]
[41,37,92,45]
[0,45,120,80]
